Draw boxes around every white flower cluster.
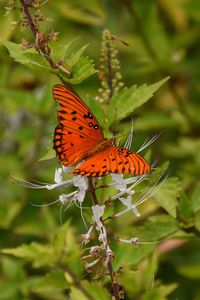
[12,132,166,267]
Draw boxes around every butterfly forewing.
[53,85,105,166]
[73,147,151,177]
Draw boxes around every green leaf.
[70,281,110,300]
[107,77,169,127]
[141,283,177,300]
[70,287,88,300]
[191,184,200,213]
[63,56,96,84]
[65,44,89,68]
[3,41,50,71]
[178,192,193,221]
[114,243,155,269]
[1,242,54,268]
[52,1,105,26]
[50,37,81,61]
[33,270,69,291]
[50,39,96,84]
[130,215,179,241]
[153,177,180,217]
[142,4,170,61]
[53,222,82,276]
[142,253,158,289]
[178,261,200,279]
[0,11,13,42]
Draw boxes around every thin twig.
[19,0,71,79]
[88,178,121,300]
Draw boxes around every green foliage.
[106,77,169,127]
[3,39,96,84]
[3,41,50,71]
[153,177,180,217]
[1,0,200,299]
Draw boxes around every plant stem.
[88,178,121,300]
[19,0,70,81]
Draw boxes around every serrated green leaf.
[63,56,96,84]
[65,44,89,68]
[23,52,50,70]
[50,37,81,61]
[153,177,180,217]
[3,41,50,71]
[51,39,89,68]
[107,77,169,127]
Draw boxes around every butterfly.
[53,84,151,177]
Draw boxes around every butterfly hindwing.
[53,85,105,166]
[73,147,151,177]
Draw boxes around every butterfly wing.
[73,147,151,177]
[53,85,105,166]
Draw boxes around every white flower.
[73,175,88,192]
[92,205,111,255]
[117,195,140,217]
[54,167,63,184]
[72,175,88,203]
[12,167,89,205]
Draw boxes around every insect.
[53,84,151,177]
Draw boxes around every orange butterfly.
[53,84,151,177]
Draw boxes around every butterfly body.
[53,84,151,177]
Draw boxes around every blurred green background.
[1,1,200,299]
